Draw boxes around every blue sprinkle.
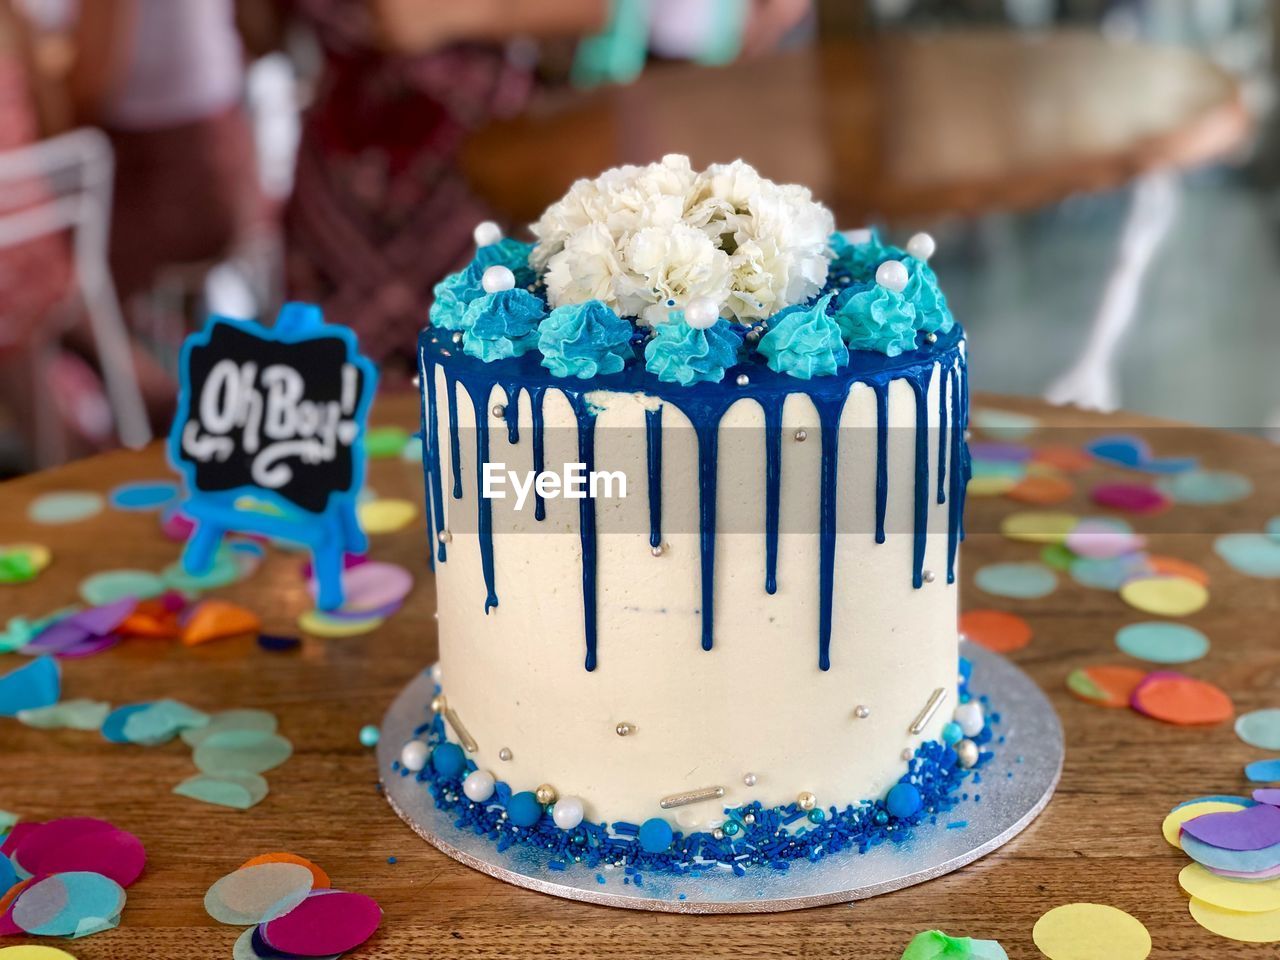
[596,874,606,884]
[947,821,968,830]
[387,856,397,864]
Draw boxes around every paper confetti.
[181,709,278,748]
[297,609,385,638]
[107,481,179,511]
[1188,898,1280,942]
[0,544,51,585]
[1163,800,1248,849]
[0,657,60,717]
[15,700,109,732]
[27,492,104,525]
[193,730,293,776]
[310,562,413,615]
[1182,803,1280,851]
[958,610,1031,653]
[365,426,411,458]
[120,700,209,745]
[1247,760,1280,783]
[239,853,330,890]
[973,562,1057,600]
[357,498,417,534]
[173,773,269,810]
[180,600,260,646]
[204,862,313,925]
[1005,473,1074,506]
[999,511,1078,545]
[899,929,1008,959]
[1119,576,1208,617]
[1236,710,1280,751]
[1182,834,1280,873]
[1066,666,1146,709]
[78,570,165,606]
[1089,483,1168,515]
[0,947,80,959]
[1114,623,1208,664]
[1085,435,1196,474]
[1157,470,1253,505]
[1180,862,1280,912]
[1064,518,1142,559]
[971,408,1039,441]
[10,871,125,937]
[9,819,145,888]
[1145,555,1209,586]
[1130,672,1233,725]
[1214,534,1280,579]
[1031,903,1151,960]
[259,889,382,956]
[1069,554,1150,591]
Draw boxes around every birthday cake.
[401,156,987,876]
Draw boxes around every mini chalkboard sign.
[167,303,378,610]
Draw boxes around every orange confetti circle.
[1132,673,1233,726]
[960,609,1033,653]
[239,852,330,890]
[1067,665,1147,708]
[1033,444,1095,473]
[1006,473,1075,506]
[1146,555,1210,587]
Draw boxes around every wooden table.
[3,393,1279,958]
[462,30,1248,226]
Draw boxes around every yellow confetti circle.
[967,476,1017,497]
[1119,576,1209,617]
[1189,897,1280,943]
[1000,511,1079,544]
[1162,801,1246,849]
[297,609,385,638]
[1180,863,1280,913]
[1032,903,1151,960]
[0,947,80,960]
[358,498,418,534]
[6,543,51,571]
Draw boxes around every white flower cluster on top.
[530,154,835,326]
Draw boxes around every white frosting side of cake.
[427,359,961,825]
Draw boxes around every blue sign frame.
[167,303,379,610]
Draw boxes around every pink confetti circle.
[260,889,382,956]
[12,817,146,887]
[1091,483,1169,515]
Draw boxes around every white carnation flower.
[528,154,834,325]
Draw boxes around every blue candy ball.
[431,742,466,779]
[941,721,963,746]
[638,817,674,853]
[886,782,923,819]
[359,724,380,747]
[507,790,544,827]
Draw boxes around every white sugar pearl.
[875,259,910,294]
[473,220,503,247]
[552,795,585,830]
[954,701,984,738]
[675,808,702,830]
[906,232,936,261]
[482,265,515,294]
[400,740,429,773]
[844,227,873,245]
[684,296,719,330]
[462,769,496,802]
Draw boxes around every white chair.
[0,127,152,454]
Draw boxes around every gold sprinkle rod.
[444,707,478,753]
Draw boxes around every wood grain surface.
[2,392,1278,959]
[462,30,1249,227]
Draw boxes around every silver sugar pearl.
[796,791,817,811]
[743,813,756,825]
[452,331,463,344]
[712,828,725,840]
[437,530,452,543]
[901,748,914,761]
[650,543,666,557]
[615,722,634,737]
[956,739,979,769]
[853,705,870,719]
[735,374,749,387]
[742,772,757,787]
[412,375,420,388]
[498,747,513,762]
[745,330,760,344]
[491,404,506,418]
[923,569,936,583]
[924,332,937,343]
[794,429,808,442]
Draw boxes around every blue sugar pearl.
[885,783,922,819]
[807,809,826,824]
[638,817,674,853]
[431,742,466,779]
[359,724,380,748]
[506,791,543,827]
[941,722,963,745]
[874,810,889,825]
[722,820,740,837]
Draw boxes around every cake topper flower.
[531,155,834,326]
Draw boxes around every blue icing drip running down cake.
[407,155,982,873]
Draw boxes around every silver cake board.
[377,642,1062,914]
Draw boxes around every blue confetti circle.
[974,562,1058,600]
[108,481,179,511]
[1115,622,1209,664]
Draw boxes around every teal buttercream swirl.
[757,293,848,380]
[461,288,546,362]
[538,299,634,379]
[476,237,538,290]
[903,256,954,335]
[429,238,538,331]
[829,229,905,283]
[834,283,919,357]
[644,319,740,386]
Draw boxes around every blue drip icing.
[417,325,967,671]
[503,386,521,444]
[645,407,663,550]
[936,365,948,505]
[909,366,933,589]
[530,386,547,522]
[572,396,600,670]
[445,370,463,500]
[872,382,888,545]
[460,379,498,612]
[958,356,971,543]
[421,352,448,563]
[762,396,783,595]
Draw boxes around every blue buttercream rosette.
[644,319,740,386]
[538,300,634,378]
[903,256,954,335]
[758,293,849,379]
[834,284,919,357]
[461,288,546,362]
[829,229,906,283]
[429,239,537,331]
[476,238,538,290]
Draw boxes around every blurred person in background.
[240,0,810,380]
